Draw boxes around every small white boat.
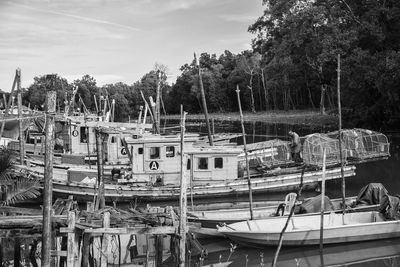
[217,211,400,246]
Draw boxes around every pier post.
[95,128,105,209]
[66,211,79,267]
[100,212,110,267]
[14,238,21,267]
[42,82,56,267]
[179,105,187,267]
[17,69,24,165]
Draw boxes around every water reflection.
[199,238,400,267]
[164,119,400,267]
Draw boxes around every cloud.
[218,13,257,23]
[8,2,141,32]
[63,74,125,86]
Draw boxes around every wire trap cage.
[302,133,345,167]
[327,129,390,160]
[238,139,291,169]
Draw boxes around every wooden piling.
[42,86,56,267]
[179,105,187,267]
[235,85,254,220]
[155,235,164,266]
[95,128,105,209]
[67,211,79,267]
[194,53,213,146]
[14,237,21,267]
[17,69,24,165]
[100,212,110,267]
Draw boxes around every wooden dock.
[0,197,199,266]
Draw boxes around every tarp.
[380,194,400,220]
[296,194,334,214]
[355,183,388,206]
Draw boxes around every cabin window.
[111,136,116,143]
[187,159,191,170]
[138,147,143,154]
[80,127,88,143]
[214,157,223,169]
[166,146,175,157]
[149,147,160,159]
[198,157,208,170]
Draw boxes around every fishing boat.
[190,183,387,237]
[19,131,358,203]
[217,210,400,247]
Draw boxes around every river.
[173,119,400,267]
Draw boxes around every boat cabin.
[123,136,242,186]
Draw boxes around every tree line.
[1,0,399,130]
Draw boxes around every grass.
[163,109,338,127]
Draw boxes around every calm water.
[165,119,400,267]
[4,120,400,266]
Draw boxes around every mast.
[194,52,213,146]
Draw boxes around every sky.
[0,0,263,92]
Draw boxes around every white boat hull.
[218,211,400,246]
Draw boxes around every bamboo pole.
[17,69,24,165]
[42,86,56,267]
[194,53,213,146]
[337,54,346,215]
[319,148,326,266]
[236,85,254,220]
[271,166,306,267]
[179,105,187,267]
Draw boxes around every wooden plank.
[84,226,177,235]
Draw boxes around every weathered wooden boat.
[189,195,354,225]
[189,193,383,238]
[20,163,357,202]
[217,210,400,247]
[190,183,387,225]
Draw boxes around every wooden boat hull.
[47,165,356,202]
[217,211,400,247]
[189,197,379,238]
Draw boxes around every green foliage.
[23,74,72,111]
[0,149,40,206]
[19,1,400,129]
